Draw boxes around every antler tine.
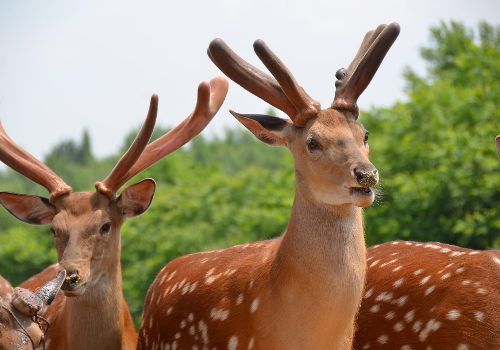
[208,39,297,119]
[95,95,158,198]
[253,40,320,127]
[332,22,400,117]
[119,77,228,183]
[0,123,72,202]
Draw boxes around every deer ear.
[116,179,156,218]
[230,110,292,146]
[0,192,55,225]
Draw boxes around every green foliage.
[363,21,499,249]
[0,21,498,326]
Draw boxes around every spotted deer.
[354,241,500,350]
[137,23,400,350]
[0,271,65,350]
[0,77,228,350]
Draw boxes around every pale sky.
[0,0,498,159]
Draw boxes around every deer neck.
[62,238,126,350]
[269,185,367,341]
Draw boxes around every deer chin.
[348,186,375,207]
[61,283,87,297]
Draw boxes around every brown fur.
[354,241,500,350]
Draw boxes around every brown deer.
[138,23,400,350]
[354,241,500,350]
[0,77,228,350]
[0,271,65,350]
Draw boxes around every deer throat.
[268,190,367,343]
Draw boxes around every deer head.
[0,77,228,296]
[0,271,65,350]
[208,23,399,207]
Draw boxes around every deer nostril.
[354,167,378,186]
[65,271,80,286]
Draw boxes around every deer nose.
[62,270,81,290]
[353,166,379,187]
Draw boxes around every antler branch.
[95,95,158,198]
[332,22,400,117]
[121,77,228,182]
[208,39,319,127]
[0,123,72,202]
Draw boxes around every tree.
[363,21,499,249]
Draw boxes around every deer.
[353,241,500,350]
[0,76,228,350]
[137,23,400,350]
[0,271,65,350]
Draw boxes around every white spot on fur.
[441,273,451,280]
[393,278,404,288]
[476,288,487,295]
[376,292,393,302]
[493,257,500,265]
[377,334,388,344]
[236,294,244,305]
[404,310,415,323]
[413,269,424,276]
[385,311,395,320]
[420,275,431,285]
[393,322,404,331]
[473,311,484,322]
[456,267,465,274]
[446,309,461,320]
[364,288,374,299]
[370,259,380,268]
[167,307,173,315]
[198,320,209,344]
[457,344,469,350]
[228,336,238,350]
[462,280,471,285]
[370,304,380,313]
[380,259,398,267]
[248,337,255,349]
[418,319,441,341]
[412,320,423,333]
[424,286,436,296]
[167,270,176,281]
[211,308,230,321]
[250,298,260,313]
[392,295,408,307]
[392,266,403,272]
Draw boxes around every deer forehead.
[54,192,112,216]
[305,111,365,142]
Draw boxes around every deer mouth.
[349,186,373,195]
[348,186,375,207]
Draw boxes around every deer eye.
[100,223,111,235]
[364,131,370,144]
[306,138,321,152]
